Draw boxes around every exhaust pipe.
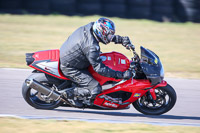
[26,79,61,101]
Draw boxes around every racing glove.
[112,35,135,50]
[122,36,135,50]
[114,69,133,80]
[124,43,135,50]
[112,35,123,44]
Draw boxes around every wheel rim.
[138,88,171,110]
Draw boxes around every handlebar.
[130,46,140,63]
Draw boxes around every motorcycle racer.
[60,17,135,107]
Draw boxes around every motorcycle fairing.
[26,49,69,80]
[94,79,167,109]
[140,46,164,85]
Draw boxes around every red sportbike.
[22,46,176,115]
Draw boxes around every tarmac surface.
[0,68,200,126]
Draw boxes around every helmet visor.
[106,29,115,44]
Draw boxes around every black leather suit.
[60,22,124,96]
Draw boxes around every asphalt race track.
[0,68,200,126]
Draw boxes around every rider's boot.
[63,85,101,107]
[72,88,98,107]
[63,89,83,108]
[85,85,102,106]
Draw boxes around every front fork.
[150,88,157,100]
[146,89,157,106]
[148,80,167,101]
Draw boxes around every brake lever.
[130,48,140,62]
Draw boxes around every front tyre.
[22,73,61,110]
[133,84,177,115]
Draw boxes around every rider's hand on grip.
[122,36,130,46]
[122,36,135,50]
[126,43,135,50]
[130,44,135,51]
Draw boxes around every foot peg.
[62,91,83,108]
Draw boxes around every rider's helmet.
[92,17,115,44]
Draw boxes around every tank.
[88,51,130,85]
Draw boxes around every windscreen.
[140,46,164,84]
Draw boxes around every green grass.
[0,14,200,78]
[0,117,200,133]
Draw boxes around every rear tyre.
[22,73,61,110]
[133,84,177,115]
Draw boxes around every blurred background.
[0,0,200,22]
[0,0,200,79]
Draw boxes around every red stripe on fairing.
[29,64,69,80]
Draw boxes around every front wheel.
[133,84,177,115]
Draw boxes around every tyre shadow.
[54,108,200,121]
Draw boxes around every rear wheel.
[22,73,61,109]
[133,84,176,115]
